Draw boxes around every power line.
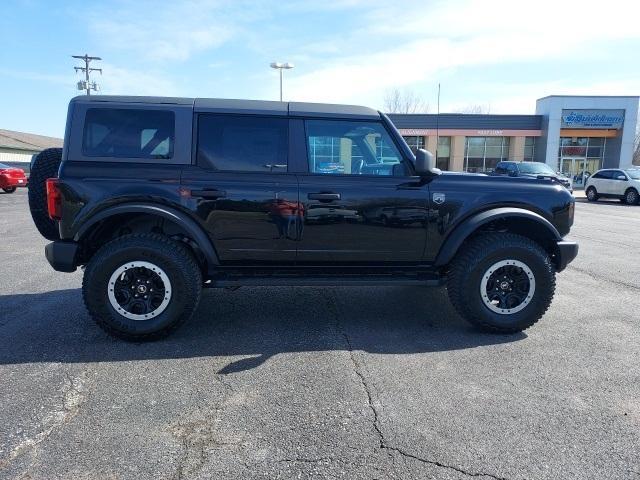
[72,54,102,96]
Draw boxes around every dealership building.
[389,95,639,188]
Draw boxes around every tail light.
[46,178,63,220]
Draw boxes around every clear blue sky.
[1,0,639,138]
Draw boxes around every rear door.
[181,112,299,264]
[609,170,629,195]
[594,170,615,194]
[294,118,428,264]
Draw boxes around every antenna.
[435,83,441,160]
[72,54,102,95]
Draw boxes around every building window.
[402,136,424,153]
[524,137,535,161]
[464,136,510,173]
[437,136,451,170]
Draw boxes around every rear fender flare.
[434,207,561,267]
[74,203,220,269]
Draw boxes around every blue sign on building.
[561,109,625,129]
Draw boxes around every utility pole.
[72,54,102,95]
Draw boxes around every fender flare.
[434,207,561,267]
[74,203,220,268]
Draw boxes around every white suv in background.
[585,168,640,205]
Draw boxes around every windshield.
[0,163,10,169]
[517,162,555,175]
[625,169,640,180]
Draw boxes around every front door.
[182,113,299,264]
[295,119,428,264]
[561,157,588,188]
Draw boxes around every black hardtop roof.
[70,95,380,119]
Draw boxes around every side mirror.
[616,175,626,180]
[508,170,518,177]
[415,149,442,176]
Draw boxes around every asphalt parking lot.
[1,188,639,480]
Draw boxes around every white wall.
[0,151,35,164]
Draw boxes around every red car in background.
[0,163,28,193]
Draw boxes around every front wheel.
[447,233,556,333]
[82,233,202,341]
[2,187,16,193]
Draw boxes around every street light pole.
[270,62,294,102]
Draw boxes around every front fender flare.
[434,207,561,267]
[74,203,220,268]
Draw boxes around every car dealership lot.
[0,189,638,480]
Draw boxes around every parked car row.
[0,162,27,193]
[491,161,573,193]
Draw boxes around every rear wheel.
[586,186,598,202]
[447,233,556,333]
[2,187,16,193]
[28,148,62,240]
[82,233,202,341]
[624,188,639,205]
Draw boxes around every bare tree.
[453,104,492,114]
[383,88,429,114]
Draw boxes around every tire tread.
[447,232,556,333]
[82,233,202,341]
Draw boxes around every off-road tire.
[2,187,17,193]
[82,233,202,341]
[447,233,556,333]
[28,148,62,240]
[624,188,638,205]
[585,186,598,202]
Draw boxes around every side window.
[506,163,517,174]
[611,170,627,180]
[197,114,288,172]
[83,108,174,159]
[305,120,404,176]
[598,170,614,179]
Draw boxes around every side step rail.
[205,274,444,288]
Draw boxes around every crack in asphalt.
[326,290,510,480]
[0,370,88,472]
[567,265,639,292]
[169,375,241,480]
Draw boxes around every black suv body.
[33,96,577,340]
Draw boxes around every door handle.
[308,192,341,201]
[263,164,287,170]
[190,189,227,199]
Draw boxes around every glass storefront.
[402,136,424,153]
[464,136,510,173]
[437,136,451,170]
[524,137,535,161]
[557,137,606,188]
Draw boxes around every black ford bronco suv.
[28,95,578,340]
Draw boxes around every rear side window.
[83,108,175,159]
[197,114,288,172]
[593,170,613,179]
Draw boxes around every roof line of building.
[537,95,639,100]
